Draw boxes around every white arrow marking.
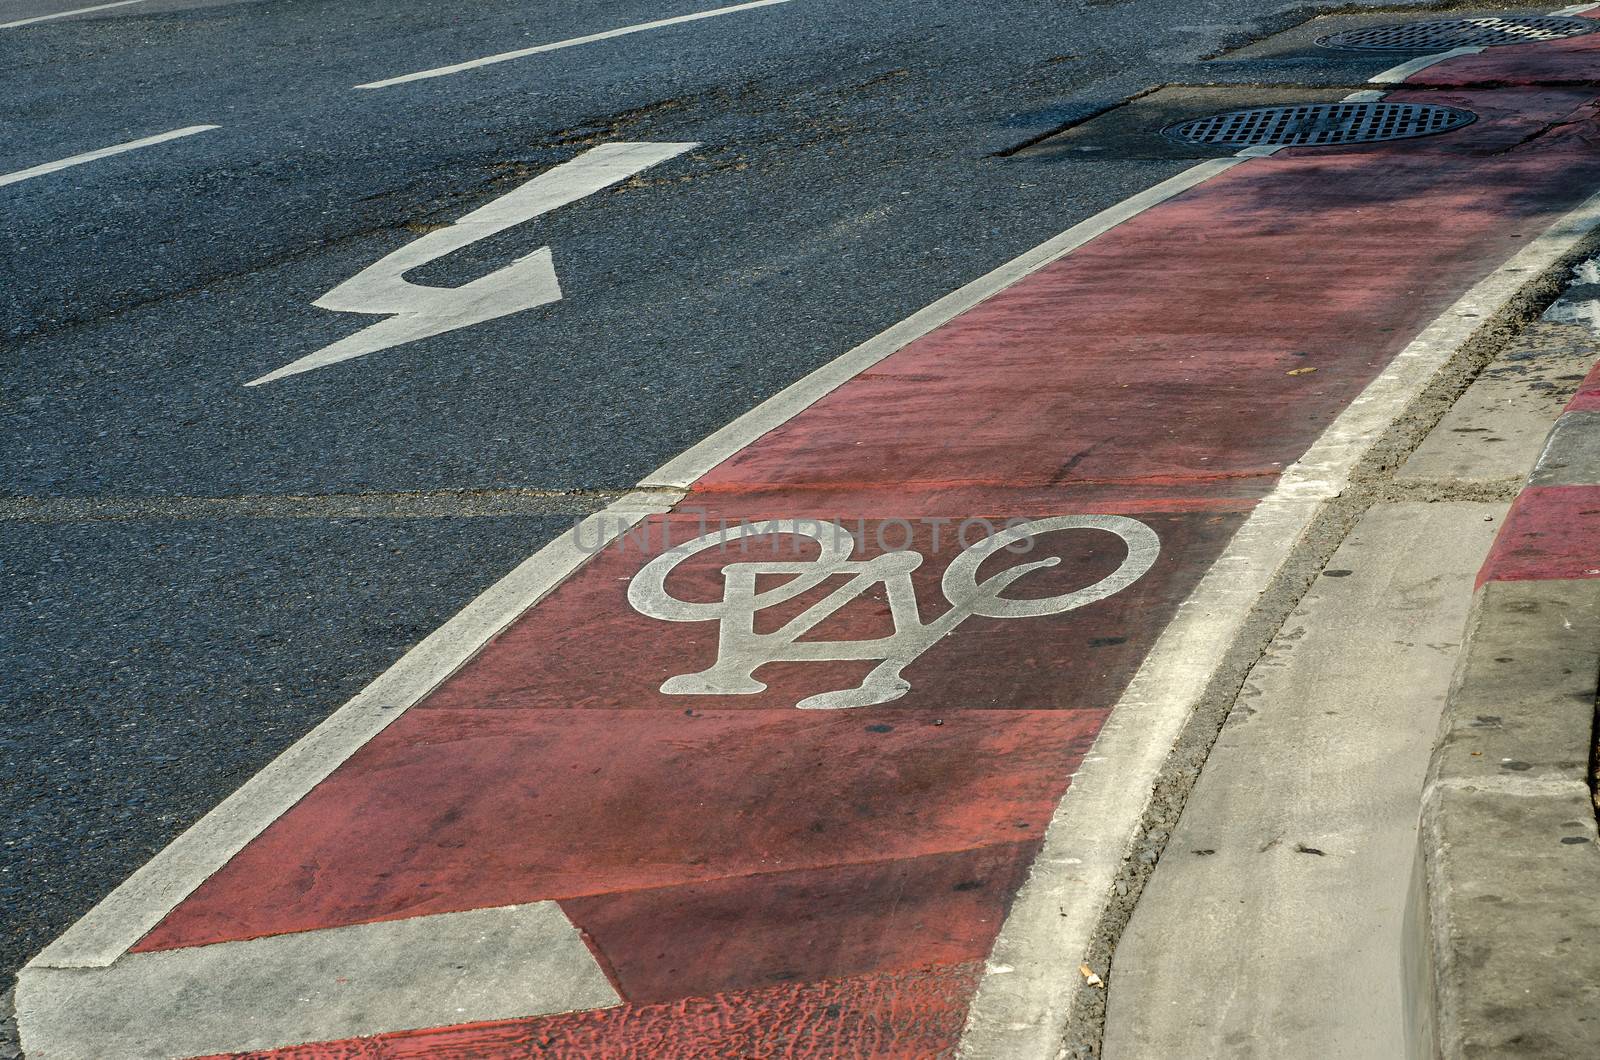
[247,141,697,386]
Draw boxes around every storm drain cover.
[1318,15,1597,51]
[1162,101,1475,148]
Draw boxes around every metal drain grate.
[1318,15,1597,51]
[1163,101,1475,148]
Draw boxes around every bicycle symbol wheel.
[940,515,1160,620]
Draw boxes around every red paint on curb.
[1564,360,1600,414]
[1478,484,1600,585]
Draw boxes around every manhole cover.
[1318,15,1597,51]
[1162,102,1475,148]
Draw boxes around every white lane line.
[0,125,217,189]
[0,0,144,29]
[1551,3,1599,14]
[954,180,1600,1060]
[353,0,793,90]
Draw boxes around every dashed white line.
[0,125,217,189]
[0,0,144,30]
[353,0,794,90]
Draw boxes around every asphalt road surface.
[1,0,1440,987]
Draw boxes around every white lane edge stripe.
[28,490,683,969]
[353,0,794,90]
[0,0,144,29]
[953,179,1600,1059]
[0,125,217,188]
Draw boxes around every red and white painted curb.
[1479,362,1600,586]
[1419,305,1600,1055]
[19,22,1600,1060]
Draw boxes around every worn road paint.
[353,0,794,90]
[1394,2,1600,88]
[0,125,216,188]
[17,903,618,1059]
[247,142,695,386]
[0,0,143,29]
[1405,3,1600,85]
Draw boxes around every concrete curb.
[1419,359,1600,1057]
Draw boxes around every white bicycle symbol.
[627,516,1159,710]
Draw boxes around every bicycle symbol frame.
[627,516,1160,710]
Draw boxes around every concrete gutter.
[1418,356,1600,1057]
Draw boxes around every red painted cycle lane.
[151,85,1600,1059]
[1408,7,1600,88]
